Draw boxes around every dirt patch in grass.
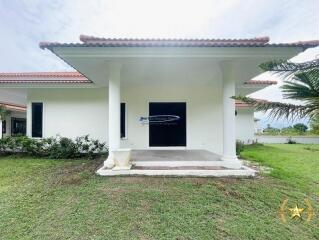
[304,146,319,152]
[50,159,103,186]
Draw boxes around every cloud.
[0,0,318,127]
[1,0,318,72]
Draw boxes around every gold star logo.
[289,205,304,219]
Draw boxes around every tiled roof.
[0,72,92,84]
[0,101,26,112]
[0,71,276,87]
[244,79,277,85]
[39,35,319,49]
[236,99,267,108]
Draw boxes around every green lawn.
[0,144,319,240]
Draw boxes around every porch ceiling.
[51,45,300,90]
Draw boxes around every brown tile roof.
[39,35,319,49]
[0,101,26,112]
[236,99,267,108]
[0,72,92,84]
[0,71,276,87]
[244,79,277,85]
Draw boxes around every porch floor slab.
[97,150,257,177]
[131,150,222,162]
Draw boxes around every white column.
[0,118,2,139]
[221,63,242,169]
[104,64,121,168]
[26,102,32,137]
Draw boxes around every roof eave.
[0,82,96,88]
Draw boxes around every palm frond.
[232,96,314,120]
[280,68,319,103]
[259,59,319,73]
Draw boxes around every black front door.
[149,102,186,147]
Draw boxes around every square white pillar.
[221,63,242,169]
[0,119,2,139]
[104,64,121,169]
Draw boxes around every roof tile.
[0,72,92,84]
[244,80,277,85]
[39,35,319,49]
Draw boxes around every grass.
[241,144,319,192]
[0,144,319,240]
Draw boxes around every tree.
[281,126,297,135]
[293,123,308,133]
[233,59,319,121]
[263,124,280,135]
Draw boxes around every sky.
[0,0,319,128]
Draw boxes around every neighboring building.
[235,104,255,144]
[254,118,262,134]
[235,100,266,143]
[0,102,26,138]
[0,35,317,174]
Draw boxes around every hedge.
[0,135,107,159]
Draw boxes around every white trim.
[0,119,2,139]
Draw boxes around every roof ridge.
[40,36,319,49]
[244,79,277,85]
[79,34,270,43]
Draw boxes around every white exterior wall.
[27,88,108,141]
[236,108,256,143]
[27,83,224,154]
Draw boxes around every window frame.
[11,117,26,136]
[120,102,127,139]
[31,102,43,138]
[2,120,6,134]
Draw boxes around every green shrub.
[236,140,245,155]
[0,135,107,159]
[286,137,297,144]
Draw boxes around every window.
[11,118,26,136]
[121,103,126,138]
[32,102,43,138]
[2,120,6,134]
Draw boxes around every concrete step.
[133,160,236,168]
[97,166,256,177]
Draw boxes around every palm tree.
[233,59,319,120]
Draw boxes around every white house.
[0,73,269,142]
[0,35,318,176]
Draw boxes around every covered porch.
[39,35,307,176]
